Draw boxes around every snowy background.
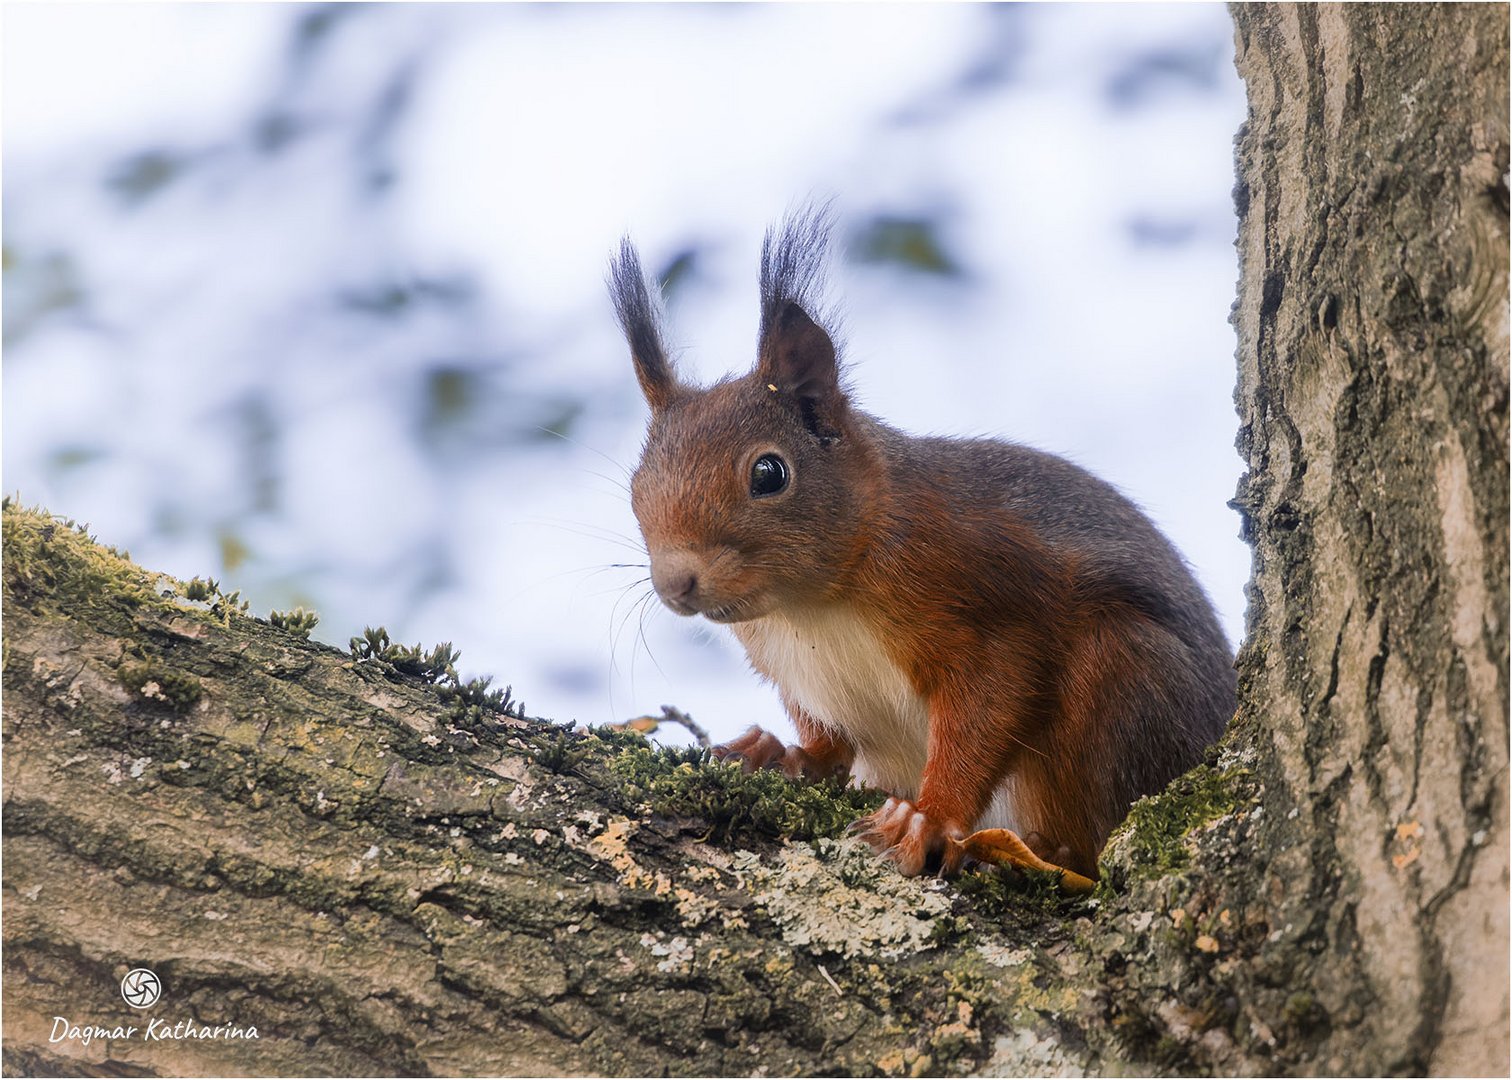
[3,3,1249,745]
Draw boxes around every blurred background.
[3,3,1249,746]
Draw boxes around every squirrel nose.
[665,572,698,601]
[651,553,702,614]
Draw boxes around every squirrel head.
[609,207,880,623]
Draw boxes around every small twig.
[817,963,843,997]
[659,705,711,748]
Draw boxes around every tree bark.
[2,5,1507,1077]
[0,504,1094,1077]
[1227,4,1509,1074]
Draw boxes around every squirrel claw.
[853,797,966,877]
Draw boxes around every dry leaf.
[605,716,661,734]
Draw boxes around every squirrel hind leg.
[1008,611,1222,879]
[1002,760,1104,879]
[1059,610,1229,862]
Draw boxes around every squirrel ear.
[760,302,841,403]
[608,239,679,412]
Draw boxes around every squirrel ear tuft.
[756,202,845,416]
[761,301,841,402]
[608,238,678,411]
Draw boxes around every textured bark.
[0,504,1092,1078]
[1228,3,1510,1074]
[2,5,1508,1077]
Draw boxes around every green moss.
[268,606,319,639]
[349,626,458,682]
[1283,990,1327,1036]
[118,661,203,712]
[609,744,884,844]
[439,675,524,728]
[1102,761,1251,882]
[581,724,656,754]
[182,576,249,623]
[3,503,165,628]
[954,863,1083,916]
[2,505,267,646]
[530,724,595,774]
[349,625,526,726]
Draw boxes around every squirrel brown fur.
[609,206,1236,879]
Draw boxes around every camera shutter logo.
[121,968,161,1009]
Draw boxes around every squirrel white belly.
[733,606,929,798]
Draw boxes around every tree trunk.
[2,5,1507,1077]
[1227,3,1509,1074]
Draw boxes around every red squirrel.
[608,206,1235,880]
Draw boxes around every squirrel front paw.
[712,725,789,771]
[711,725,848,781]
[851,797,968,877]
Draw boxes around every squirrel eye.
[749,453,790,498]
